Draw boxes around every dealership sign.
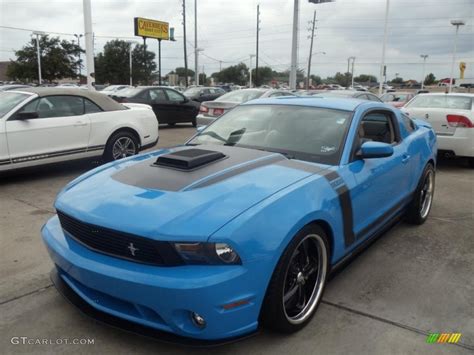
[134,17,169,40]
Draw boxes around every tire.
[192,118,197,127]
[103,131,139,162]
[260,224,329,333]
[468,158,474,169]
[406,164,435,225]
[168,123,176,127]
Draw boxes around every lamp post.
[449,20,465,93]
[74,33,83,78]
[195,48,204,85]
[249,54,256,87]
[347,56,355,88]
[378,0,390,95]
[126,41,138,86]
[420,54,428,90]
[32,31,45,85]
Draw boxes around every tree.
[252,66,273,86]
[390,77,404,84]
[354,74,377,84]
[95,40,156,85]
[424,73,436,86]
[333,72,351,87]
[310,75,322,86]
[213,63,248,85]
[173,67,195,78]
[7,35,82,82]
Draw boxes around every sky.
[0,0,473,82]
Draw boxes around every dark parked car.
[183,86,225,103]
[197,88,295,127]
[112,86,200,126]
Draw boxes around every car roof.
[243,96,366,111]
[12,87,126,111]
[415,93,474,97]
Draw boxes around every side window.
[359,111,398,144]
[165,89,185,102]
[18,98,40,115]
[367,94,381,102]
[35,96,84,118]
[203,89,211,94]
[402,114,415,133]
[84,99,102,113]
[149,89,166,101]
[269,92,283,97]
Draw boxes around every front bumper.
[42,215,261,341]
[437,129,474,158]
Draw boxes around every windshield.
[188,104,352,165]
[102,85,122,92]
[0,92,30,117]
[115,88,143,97]
[216,89,264,103]
[183,87,202,96]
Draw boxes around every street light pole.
[378,0,390,95]
[74,33,83,79]
[420,54,428,90]
[449,20,465,93]
[127,41,137,86]
[249,54,256,87]
[32,31,45,85]
[351,56,355,88]
[83,0,95,90]
[289,0,299,90]
[194,0,198,85]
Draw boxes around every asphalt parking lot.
[1,124,473,354]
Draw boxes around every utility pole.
[32,31,44,85]
[74,33,83,79]
[249,54,256,87]
[219,61,222,72]
[289,0,299,90]
[378,0,389,95]
[255,4,260,87]
[182,0,188,87]
[157,39,162,85]
[83,0,95,90]
[194,0,198,85]
[306,10,316,90]
[449,20,465,93]
[420,54,428,90]
[351,56,355,88]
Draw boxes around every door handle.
[402,154,411,164]
[74,121,87,127]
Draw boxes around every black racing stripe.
[322,170,356,247]
[188,155,285,190]
[11,147,91,164]
[275,159,327,174]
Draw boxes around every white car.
[0,88,159,171]
[402,93,473,167]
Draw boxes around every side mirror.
[357,141,394,159]
[15,111,39,120]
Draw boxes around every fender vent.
[154,148,226,170]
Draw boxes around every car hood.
[55,145,327,242]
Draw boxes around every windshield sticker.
[321,146,336,153]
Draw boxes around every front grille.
[57,211,183,266]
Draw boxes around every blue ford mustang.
[42,97,437,341]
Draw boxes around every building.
[0,61,11,82]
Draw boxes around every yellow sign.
[134,17,169,40]
[459,62,466,79]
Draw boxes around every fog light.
[191,312,206,328]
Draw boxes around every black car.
[183,86,225,103]
[112,86,200,126]
[314,90,382,102]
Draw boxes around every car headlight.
[173,242,241,265]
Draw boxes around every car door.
[6,95,91,162]
[148,88,169,123]
[343,109,413,242]
[163,88,195,123]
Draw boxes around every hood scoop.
[154,148,226,171]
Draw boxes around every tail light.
[446,114,473,128]
[213,108,224,116]
[199,105,209,114]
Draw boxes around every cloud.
[0,0,472,81]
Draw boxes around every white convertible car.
[0,88,159,171]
